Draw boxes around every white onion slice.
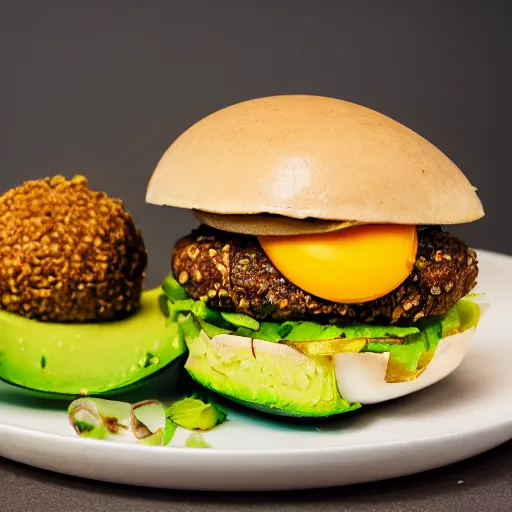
[334,328,475,404]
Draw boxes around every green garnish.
[185,432,211,448]
[162,275,189,301]
[220,312,260,331]
[165,395,227,431]
[67,392,228,445]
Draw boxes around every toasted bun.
[146,95,484,226]
[184,327,477,416]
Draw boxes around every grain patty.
[171,225,478,325]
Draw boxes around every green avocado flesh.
[0,288,187,395]
[185,329,360,417]
[165,395,227,431]
[162,276,481,417]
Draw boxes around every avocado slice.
[0,288,187,396]
[184,329,361,417]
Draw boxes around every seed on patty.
[171,225,479,326]
[0,175,147,322]
[187,245,200,260]
[278,298,289,310]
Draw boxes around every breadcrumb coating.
[0,175,147,322]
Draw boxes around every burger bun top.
[146,95,484,229]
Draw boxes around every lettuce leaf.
[161,276,423,343]
[364,323,442,382]
[161,275,481,383]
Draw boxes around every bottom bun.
[183,310,482,417]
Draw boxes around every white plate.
[0,249,510,492]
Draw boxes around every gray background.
[0,1,511,510]
[1,0,510,288]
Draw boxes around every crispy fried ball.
[0,175,147,322]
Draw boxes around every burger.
[146,94,485,417]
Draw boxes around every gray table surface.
[0,441,510,512]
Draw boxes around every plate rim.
[0,414,511,459]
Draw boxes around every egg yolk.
[258,224,418,304]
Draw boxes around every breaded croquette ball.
[0,175,147,322]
